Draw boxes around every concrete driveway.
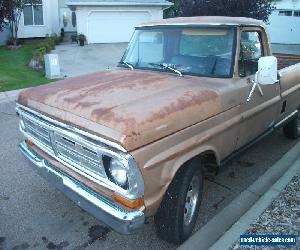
[52,43,128,77]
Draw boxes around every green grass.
[0,45,53,92]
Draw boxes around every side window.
[239,31,263,77]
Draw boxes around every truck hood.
[18,70,238,151]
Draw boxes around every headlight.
[108,158,128,188]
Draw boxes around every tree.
[165,0,274,23]
[164,0,180,18]
[0,0,39,46]
[0,0,8,32]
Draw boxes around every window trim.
[126,25,238,79]
[238,28,266,78]
[23,1,44,27]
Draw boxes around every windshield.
[120,26,236,78]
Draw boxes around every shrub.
[30,46,47,70]
[33,46,47,58]
[41,37,56,52]
[78,33,86,41]
[50,33,61,45]
[33,46,46,62]
[29,33,63,71]
[78,34,86,46]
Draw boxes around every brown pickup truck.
[16,16,300,244]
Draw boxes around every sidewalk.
[0,89,23,104]
[230,175,300,250]
[212,162,300,250]
[179,141,300,250]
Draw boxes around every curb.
[210,155,300,250]
[179,140,300,250]
[0,89,24,104]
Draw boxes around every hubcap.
[183,175,200,226]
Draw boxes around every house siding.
[267,0,300,44]
[16,0,169,41]
[75,5,164,43]
[18,0,61,38]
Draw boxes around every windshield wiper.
[149,63,183,77]
[120,61,134,70]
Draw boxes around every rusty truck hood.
[18,70,238,151]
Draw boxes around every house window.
[294,11,300,17]
[24,0,44,26]
[278,10,293,16]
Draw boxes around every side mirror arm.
[247,71,264,102]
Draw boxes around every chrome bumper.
[19,142,145,234]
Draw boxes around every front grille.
[20,110,108,180]
[17,105,145,200]
[22,115,52,150]
[53,133,107,178]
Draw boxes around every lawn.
[0,45,53,92]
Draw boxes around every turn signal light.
[113,194,144,209]
[25,139,34,146]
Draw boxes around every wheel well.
[179,150,219,176]
[200,151,219,174]
[153,150,219,217]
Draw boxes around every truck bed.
[274,53,300,70]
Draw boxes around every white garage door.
[88,11,151,43]
[268,11,300,44]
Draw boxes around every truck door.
[235,27,281,149]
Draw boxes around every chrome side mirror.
[257,56,278,85]
[247,56,278,102]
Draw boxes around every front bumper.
[19,141,145,234]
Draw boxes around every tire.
[154,160,203,244]
[283,112,300,139]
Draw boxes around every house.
[17,0,172,43]
[267,0,300,44]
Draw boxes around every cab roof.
[137,16,265,28]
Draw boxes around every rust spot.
[73,101,102,109]
[91,108,138,132]
[145,89,218,123]
[32,70,171,110]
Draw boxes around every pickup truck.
[16,16,300,244]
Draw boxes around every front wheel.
[154,160,203,244]
[283,112,300,139]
